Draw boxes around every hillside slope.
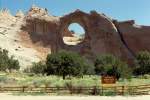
[0,9,40,69]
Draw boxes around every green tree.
[83,59,95,75]
[0,48,20,71]
[94,54,131,80]
[7,56,20,71]
[46,50,85,79]
[134,51,150,75]
[29,61,46,75]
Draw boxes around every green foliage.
[1,71,150,87]
[94,54,131,80]
[28,61,46,75]
[45,50,86,79]
[0,48,20,71]
[7,56,20,71]
[83,59,95,75]
[134,51,150,75]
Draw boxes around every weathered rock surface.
[15,10,24,18]
[0,8,40,69]
[1,5,150,67]
[23,7,136,64]
[22,6,150,65]
[114,20,150,55]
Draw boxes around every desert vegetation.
[134,51,150,75]
[94,54,132,80]
[0,72,150,87]
[25,50,130,80]
[0,49,150,87]
[45,50,86,79]
[0,50,150,96]
[0,48,20,72]
[23,50,150,80]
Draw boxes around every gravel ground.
[0,93,150,100]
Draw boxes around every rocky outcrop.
[0,8,16,25]
[114,20,150,54]
[20,6,150,65]
[1,5,150,67]
[15,10,24,18]
[0,8,41,69]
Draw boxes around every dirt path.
[0,93,150,100]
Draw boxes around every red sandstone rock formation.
[114,20,150,54]
[21,6,150,65]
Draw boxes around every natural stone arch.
[20,5,150,66]
[58,10,134,62]
[59,10,91,47]
[63,23,86,45]
[24,8,135,64]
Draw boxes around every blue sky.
[0,0,150,34]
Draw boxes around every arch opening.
[63,23,85,45]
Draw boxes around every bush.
[45,50,86,79]
[134,51,150,75]
[83,59,95,75]
[7,56,20,71]
[0,48,20,71]
[28,61,46,75]
[94,54,131,80]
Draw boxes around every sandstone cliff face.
[1,6,150,67]
[23,8,137,64]
[0,8,40,69]
[58,10,134,62]
[22,6,60,53]
[115,20,150,54]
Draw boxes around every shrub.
[45,50,86,79]
[134,51,150,75]
[0,48,20,71]
[25,61,46,75]
[0,76,8,83]
[7,56,20,71]
[94,54,131,80]
[83,59,95,75]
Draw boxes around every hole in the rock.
[63,23,85,45]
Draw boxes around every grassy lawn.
[0,72,150,87]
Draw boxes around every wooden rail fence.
[0,84,150,95]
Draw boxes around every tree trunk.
[63,74,66,80]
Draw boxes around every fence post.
[22,86,25,93]
[70,87,73,95]
[45,84,47,93]
[101,86,103,95]
[115,86,117,95]
[122,86,125,95]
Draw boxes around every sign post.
[101,75,116,95]
[101,76,116,84]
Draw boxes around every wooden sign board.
[101,76,116,84]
